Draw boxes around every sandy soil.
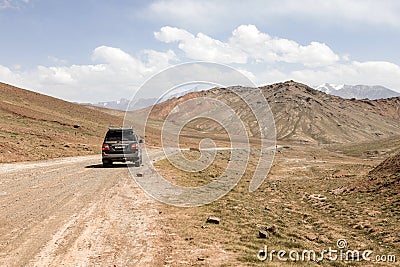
[0,153,168,266]
[1,145,398,266]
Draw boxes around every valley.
[0,81,399,266]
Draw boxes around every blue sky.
[0,0,399,102]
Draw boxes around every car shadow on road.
[85,163,136,168]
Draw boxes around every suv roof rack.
[108,126,134,131]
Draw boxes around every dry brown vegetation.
[152,142,399,266]
[0,82,123,162]
[1,81,399,266]
[140,81,400,266]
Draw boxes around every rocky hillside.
[0,82,122,162]
[351,152,400,204]
[144,81,400,144]
[369,152,400,176]
[262,81,400,143]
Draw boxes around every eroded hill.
[143,81,400,145]
[0,82,123,162]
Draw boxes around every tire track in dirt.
[0,154,168,266]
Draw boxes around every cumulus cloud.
[230,25,339,66]
[155,26,247,64]
[1,24,400,103]
[247,61,400,90]
[0,46,178,102]
[140,49,178,72]
[153,24,399,91]
[155,25,339,66]
[0,65,22,84]
[154,27,193,43]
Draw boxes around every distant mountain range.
[84,83,400,111]
[85,98,131,110]
[82,97,159,111]
[315,83,400,100]
[85,85,210,111]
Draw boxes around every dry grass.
[0,82,123,162]
[154,143,399,266]
[2,81,399,265]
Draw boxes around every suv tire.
[103,159,113,168]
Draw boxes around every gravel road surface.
[0,153,167,266]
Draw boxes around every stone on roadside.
[305,233,317,241]
[258,230,269,239]
[265,225,277,234]
[206,216,220,224]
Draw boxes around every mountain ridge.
[0,82,122,162]
[143,81,400,144]
[90,82,400,111]
[315,83,400,100]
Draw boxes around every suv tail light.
[102,143,110,151]
[131,143,139,150]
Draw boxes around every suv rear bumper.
[102,152,140,162]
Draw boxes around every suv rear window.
[105,130,137,141]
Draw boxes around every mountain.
[86,98,130,111]
[92,98,131,110]
[161,84,211,100]
[315,83,400,100]
[87,85,211,111]
[315,83,345,94]
[141,81,400,145]
[0,82,122,163]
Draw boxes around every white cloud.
[144,0,400,30]
[154,27,193,43]
[0,0,29,9]
[0,46,179,102]
[155,26,247,64]
[144,0,221,30]
[93,46,136,65]
[0,0,12,9]
[230,25,339,66]
[140,49,178,72]
[275,0,400,27]
[91,45,150,78]
[152,24,399,91]
[0,65,22,84]
[1,24,400,103]
[47,56,67,65]
[248,61,400,91]
[155,25,339,66]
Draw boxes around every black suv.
[102,127,143,167]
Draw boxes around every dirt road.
[0,154,167,266]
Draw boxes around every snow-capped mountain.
[85,85,212,111]
[160,84,209,100]
[95,98,131,110]
[316,83,345,94]
[86,97,158,111]
[315,83,400,100]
